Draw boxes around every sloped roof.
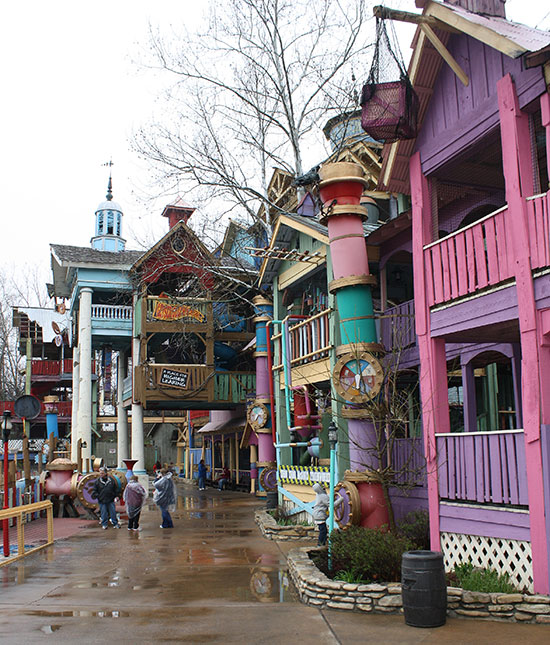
[51,244,143,267]
[379,0,550,193]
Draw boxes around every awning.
[197,416,247,436]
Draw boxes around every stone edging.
[287,547,550,624]
[255,509,317,541]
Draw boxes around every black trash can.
[401,550,447,628]
[266,491,278,510]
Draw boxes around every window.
[116,214,121,236]
[97,213,104,235]
[107,212,114,234]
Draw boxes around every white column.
[131,334,145,473]
[117,350,129,468]
[76,287,93,465]
[70,346,80,463]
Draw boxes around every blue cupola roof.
[90,176,126,252]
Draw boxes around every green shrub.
[450,562,518,593]
[397,510,430,550]
[310,526,413,583]
[267,508,311,527]
[334,569,368,584]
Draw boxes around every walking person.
[123,475,147,531]
[93,467,121,529]
[197,459,207,490]
[153,468,176,529]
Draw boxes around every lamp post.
[2,411,13,557]
[327,421,338,570]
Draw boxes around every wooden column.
[498,73,548,593]
[410,151,449,551]
[460,360,477,434]
[541,91,550,190]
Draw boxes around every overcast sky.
[0,0,548,292]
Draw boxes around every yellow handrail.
[0,500,53,567]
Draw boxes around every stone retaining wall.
[287,547,550,624]
[255,509,317,541]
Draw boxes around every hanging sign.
[159,368,189,389]
[152,300,206,323]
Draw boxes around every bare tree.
[135,0,373,234]
[0,263,50,400]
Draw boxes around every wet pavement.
[0,482,548,643]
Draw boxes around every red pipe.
[265,322,277,445]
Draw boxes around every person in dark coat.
[92,467,120,529]
[197,459,207,490]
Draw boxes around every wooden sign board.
[159,368,189,389]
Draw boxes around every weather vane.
[102,159,114,168]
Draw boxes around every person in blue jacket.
[198,459,207,490]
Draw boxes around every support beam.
[420,24,469,86]
[373,5,457,32]
[76,288,93,466]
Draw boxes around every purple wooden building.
[372,0,550,593]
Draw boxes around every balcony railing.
[424,206,512,307]
[390,437,426,486]
[288,309,332,365]
[214,372,256,404]
[30,359,95,377]
[525,192,550,270]
[91,304,133,320]
[436,429,528,506]
[380,300,416,351]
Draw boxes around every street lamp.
[2,411,13,557]
[327,421,338,570]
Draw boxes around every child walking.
[312,483,342,546]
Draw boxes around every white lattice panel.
[440,532,533,593]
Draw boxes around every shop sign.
[153,300,206,323]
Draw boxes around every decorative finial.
[102,159,114,201]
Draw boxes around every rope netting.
[360,16,419,143]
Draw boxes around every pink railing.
[526,192,550,270]
[436,430,528,506]
[380,300,416,351]
[424,206,513,307]
[289,310,332,365]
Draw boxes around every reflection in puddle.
[40,624,62,633]
[30,610,129,618]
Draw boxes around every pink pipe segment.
[255,356,270,399]
[258,431,276,463]
[265,323,277,445]
[327,216,370,279]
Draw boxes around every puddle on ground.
[30,610,130,618]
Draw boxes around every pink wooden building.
[375,0,550,593]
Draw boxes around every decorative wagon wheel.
[77,472,101,509]
[250,567,273,601]
[334,481,361,529]
[259,466,277,492]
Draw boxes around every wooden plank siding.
[435,430,528,507]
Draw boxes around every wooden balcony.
[91,304,133,338]
[423,192,550,308]
[273,310,333,387]
[436,429,528,507]
[135,364,255,408]
[30,359,96,380]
